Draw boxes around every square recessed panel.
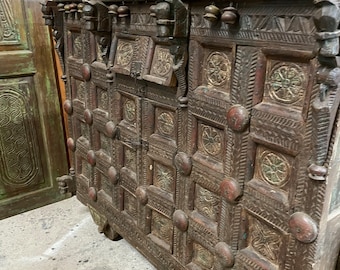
[122,96,137,125]
[203,48,233,93]
[254,146,293,190]
[247,215,282,265]
[153,162,175,194]
[71,31,82,58]
[194,184,220,222]
[81,159,91,180]
[192,242,214,269]
[123,146,137,173]
[151,210,173,248]
[114,39,134,74]
[96,87,109,111]
[197,122,224,160]
[80,121,90,141]
[100,173,112,196]
[124,191,138,220]
[75,79,86,101]
[264,60,310,110]
[155,108,176,139]
[150,45,173,79]
[100,132,111,154]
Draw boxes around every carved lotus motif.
[268,64,305,104]
[206,52,230,86]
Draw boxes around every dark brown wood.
[0,0,68,219]
[43,0,340,269]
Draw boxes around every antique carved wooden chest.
[42,0,340,269]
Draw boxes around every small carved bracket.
[150,0,189,101]
[56,168,76,195]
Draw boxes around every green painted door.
[0,0,68,219]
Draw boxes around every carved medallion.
[151,47,173,77]
[195,185,219,221]
[267,63,305,104]
[157,112,174,136]
[250,217,281,263]
[154,163,174,193]
[259,150,290,187]
[200,124,222,156]
[123,99,136,122]
[206,52,231,87]
[116,41,133,67]
[193,242,214,269]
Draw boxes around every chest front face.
[49,0,340,269]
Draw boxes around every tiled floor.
[0,197,156,270]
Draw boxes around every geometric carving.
[192,242,214,269]
[199,124,222,157]
[157,111,175,136]
[153,163,174,193]
[0,85,40,186]
[266,62,306,105]
[150,46,173,77]
[249,217,281,264]
[195,185,220,221]
[123,99,136,123]
[259,150,290,187]
[205,51,231,87]
[0,0,19,43]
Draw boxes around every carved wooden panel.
[0,0,19,44]
[0,78,44,197]
[0,0,67,218]
[50,0,340,269]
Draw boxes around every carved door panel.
[63,17,92,203]
[0,0,68,219]
[237,49,318,269]
[187,2,321,269]
[185,33,238,269]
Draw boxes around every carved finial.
[204,4,221,23]
[83,4,96,30]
